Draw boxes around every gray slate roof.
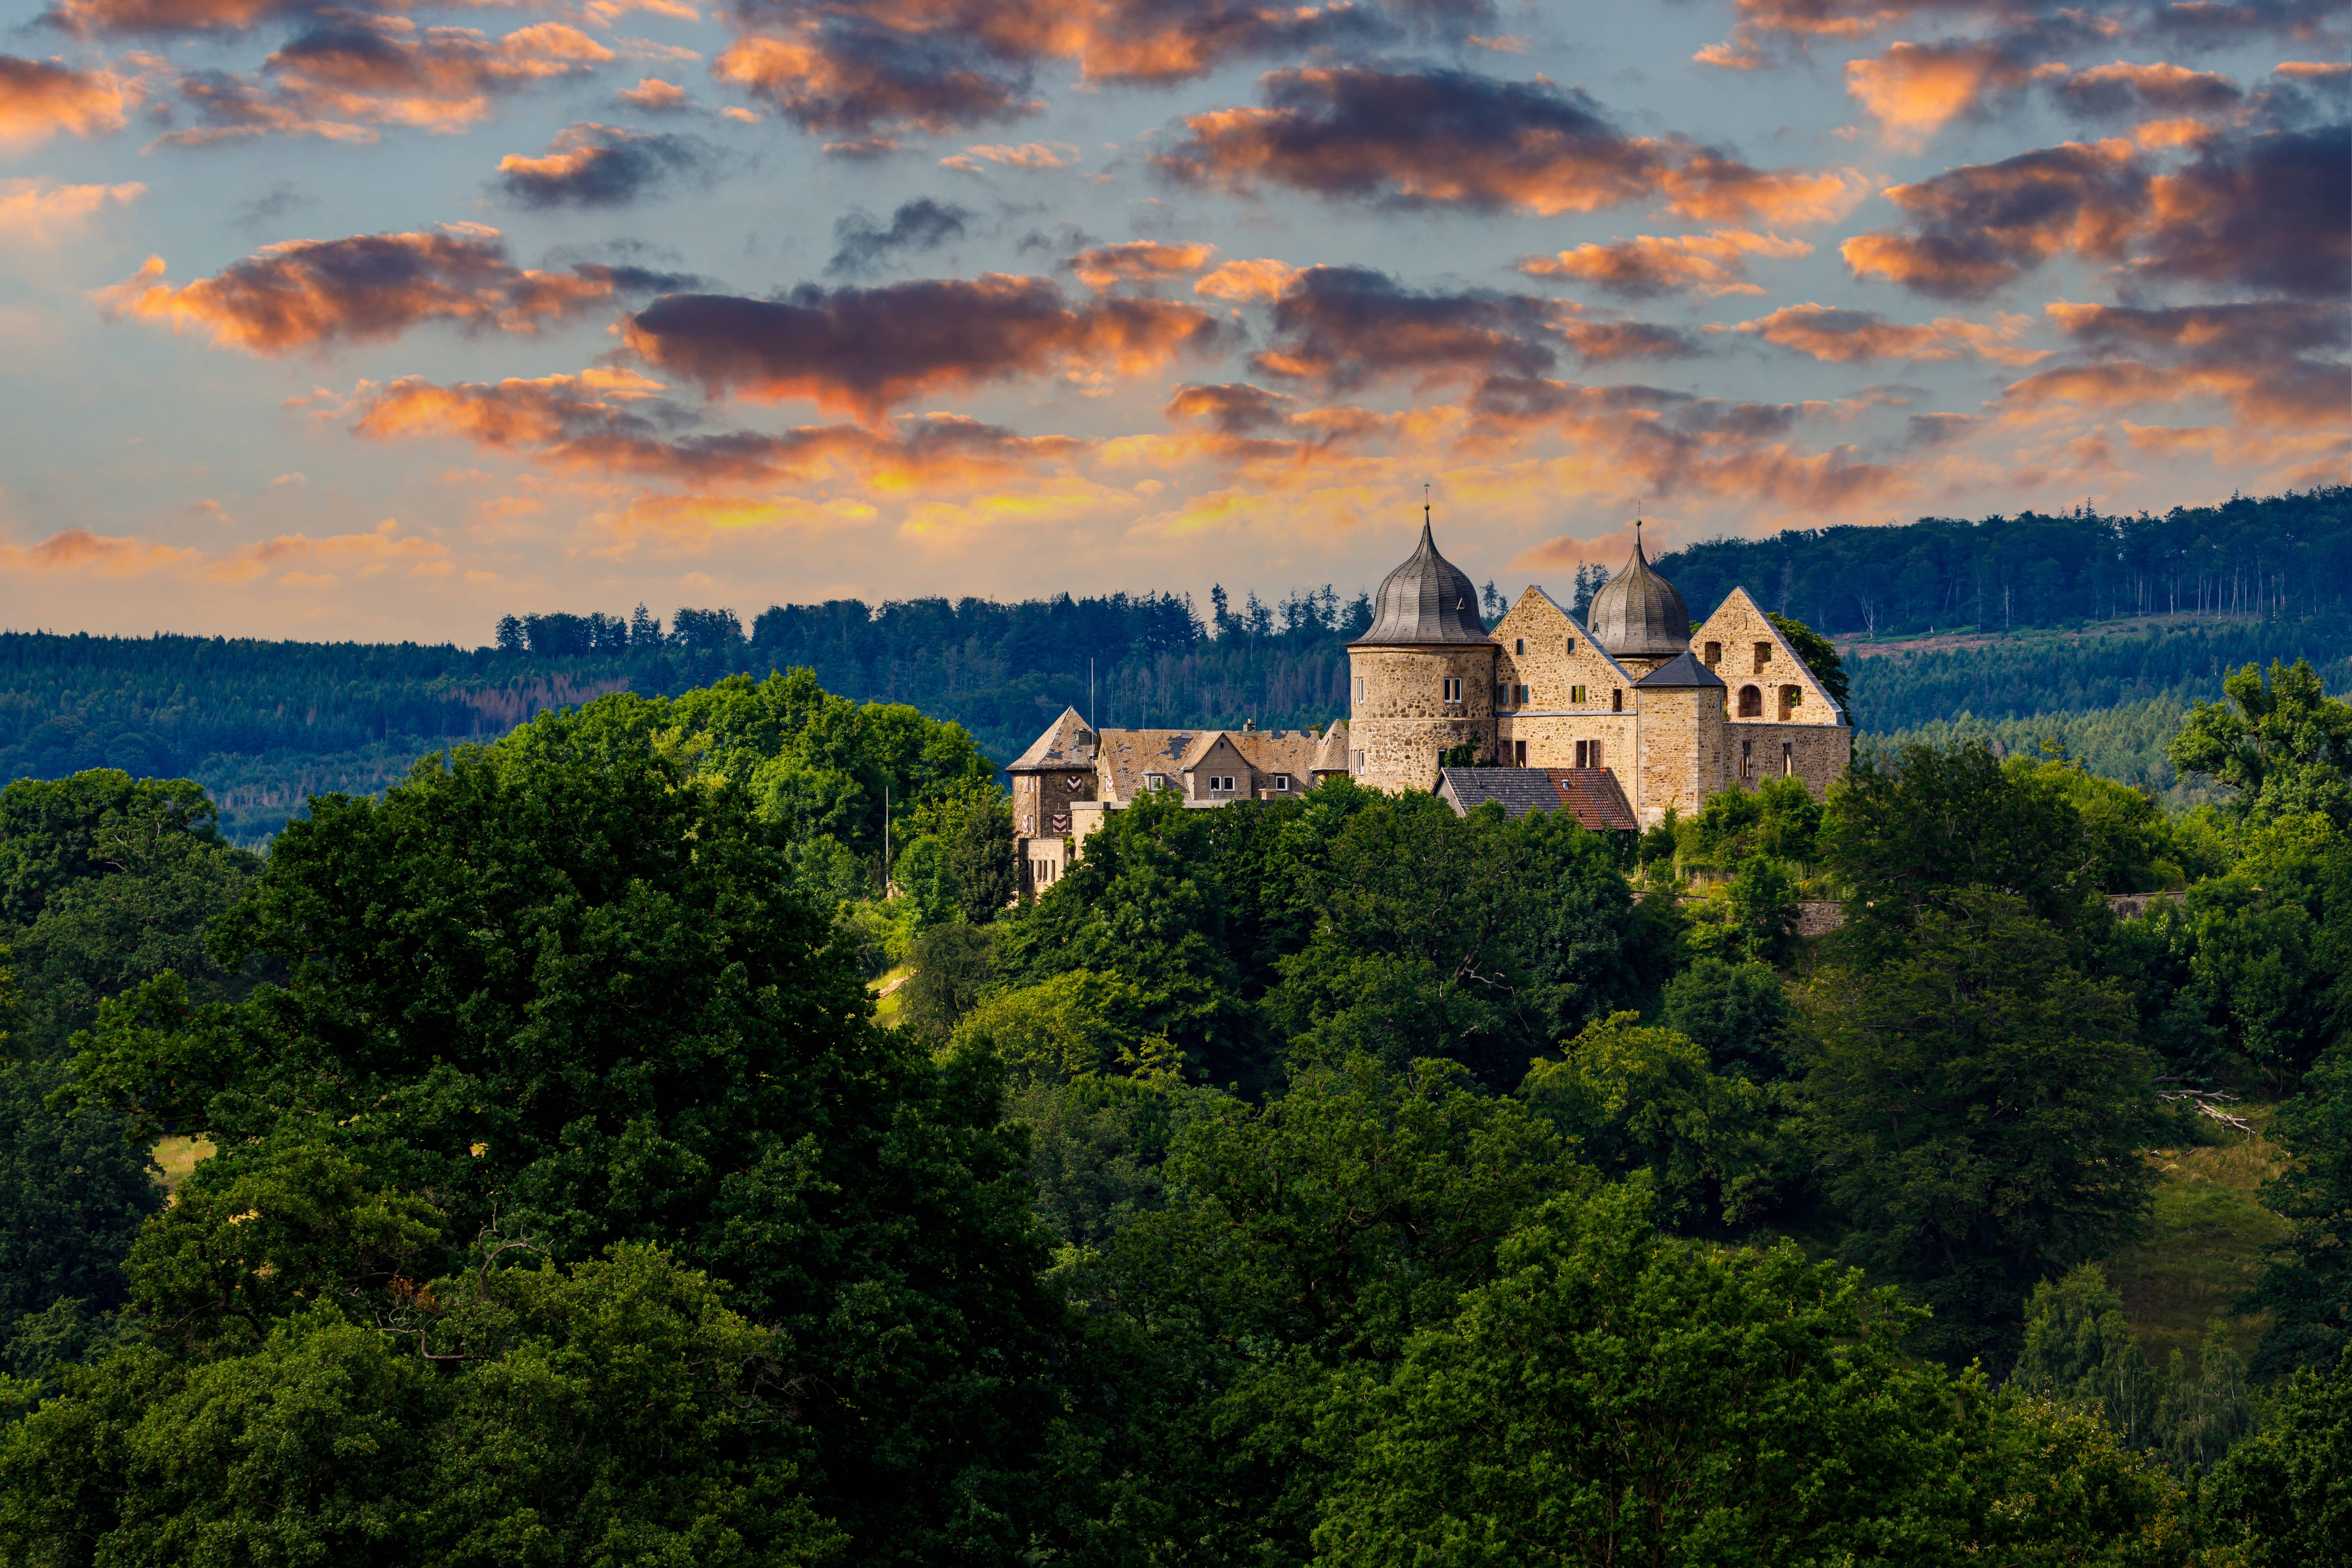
[1634,650,1725,689]
[1351,518,1490,646]
[1588,531,1691,659]
[1007,706,1096,770]
[1437,767,1638,831]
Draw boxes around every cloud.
[2044,59,2243,121]
[96,225,686,354]
[2134,123,2349,298]
[1840,138,2150,299]
[940,140,1078,172]
[1517,230,1809,296]
[617,76,692,111]
[0,527,200,576]
[0,55,128,148]
[0,177,145,246]
[496,121,713,206]
[156,18,613,146]
[1156,66,1865,224]
[1844,40,2037,148]
[826,197,971,275]
[1249,266,1560,389]
[620,273,1229,420]
[706,0,1436,136]
[1164,381,1293,433]
[342,370,1092,492]
[2013,298,2350,429]
[1193,256,1301,302]
[1729,302,2048,364]
[205,520,449,586]
[1067,240,1215,290]
[1843,123,2349,299]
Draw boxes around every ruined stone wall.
[1348,643,1498,793]
[1716,721,1851,799]
[1693,588,1841,725]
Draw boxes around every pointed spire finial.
[1423,481,1431,531]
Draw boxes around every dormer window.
[1145,772,1167,789]
[1273,774,1291,791]
[1210,775,1236,793]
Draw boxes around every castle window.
[1779,684,1801,719]
[1494,683,1508,707]
[1739,684,1763,718]
[1351,749,1365,774]
[1592,739,1604,768]
[1353,677,1365,704]
[1782,740,1795,777]
[1207,775,1235,793]
[1742,738,1753,780]
[1442,677,1463,704]
[1514,741,1526,766]
[1514,638,1525,654]
[1145,772,1166,789]
[1273,774,1291,791]
[1574,740,1587,767]
[1754,641,1771,673]
[1612,688,1623,713]
[1703,641,1721,666]
[1514,683,1529,705]
[1571,684,1587,703]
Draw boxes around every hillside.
[2,488,2343,842]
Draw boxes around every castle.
[1009,517,1851,891]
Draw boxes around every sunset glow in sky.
[1,0,2344,641]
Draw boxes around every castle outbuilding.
[1006,513,1851,892]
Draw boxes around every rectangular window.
[1611,688,1623,713]
[1742,738,1753,780]
[1514,683,1529,705]
[1353,676,1365,705]
[1513,740,1526,767]
[1574,740,1587,768]
[1351,748,1365,774]
[1755,641,1771,672]
[1703,641,1721,666]
[1514,638,1525,654]
[1570,684,1587,704]
[1273,774,1291,791]
[1494,683,1508,707]
[1591,739,1604,769]
[1144,772,1165,789]
[1442,677,1463,703]
[1782,740,1795,777]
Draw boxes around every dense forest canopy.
[0,643,2348,1562]
[0,488,2340,842]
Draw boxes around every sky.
[0,0,2344,645]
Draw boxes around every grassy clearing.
[2104,1106,2287,1369]
[152,1134,216,1198]
[872,965,913,1027]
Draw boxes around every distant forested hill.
[2,488,2343,842]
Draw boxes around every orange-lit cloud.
[1845,40,2034,147]
[0,55,129,148]
[941,140,1078,172]
[2020,299,2349,429]
[1518,230,1809,296]
[496,121,713,206]
[621,274,1228,421]
[616,76,691,111]
[1193,256,1300,302]
[0,527,200,576]
[712,32,1035,135]
[1841,138,2148,298]
[158,19,613,146]
[2044,59,2242,121]
[1067,240,1215,289]
[0,176,145,245]
[1731,302,2048,364]
[205,520,450,585]
[96,226,686,354]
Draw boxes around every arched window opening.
[1738,684,1763,718]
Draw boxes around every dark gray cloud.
[826,198,972,276]
[496,124,715,209]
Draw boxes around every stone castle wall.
[1717,720,1851,800]
[1348,643,1498,792]
[1634,687,1728,823]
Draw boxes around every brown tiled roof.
[1229,729,1324,783]
[1438,767,1637,831]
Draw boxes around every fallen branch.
[2155,1078,2257,1137]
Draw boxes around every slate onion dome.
[1587,521,1691,661]
[1350,507,1490,645]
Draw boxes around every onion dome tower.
[1345,504,1498,792]
[1587,521,1690,676]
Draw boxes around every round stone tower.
[1346,512,1497,792]
[1587,524,1691,677]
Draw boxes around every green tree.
[1660,956,1790,1079]
[2202,1348,2352,1565]
[0,1058,160,1368]
[1519,1013,1787,1233]
[1769,611,1849,713]
[1050,1057,1573,1568]
[2167,658,2352,829]
[1310,1185,2189,1567]
[2245,1039,2352,1374]
[1820,741,2099,959]
[1796,888,2162,1362]
[899,921,997,1038]
[2014,1264,2162,1451]
[947,792,1017,923]
[62,694,1057,1565]
[949,968,1160,1085]
[1681,774,1822,867]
